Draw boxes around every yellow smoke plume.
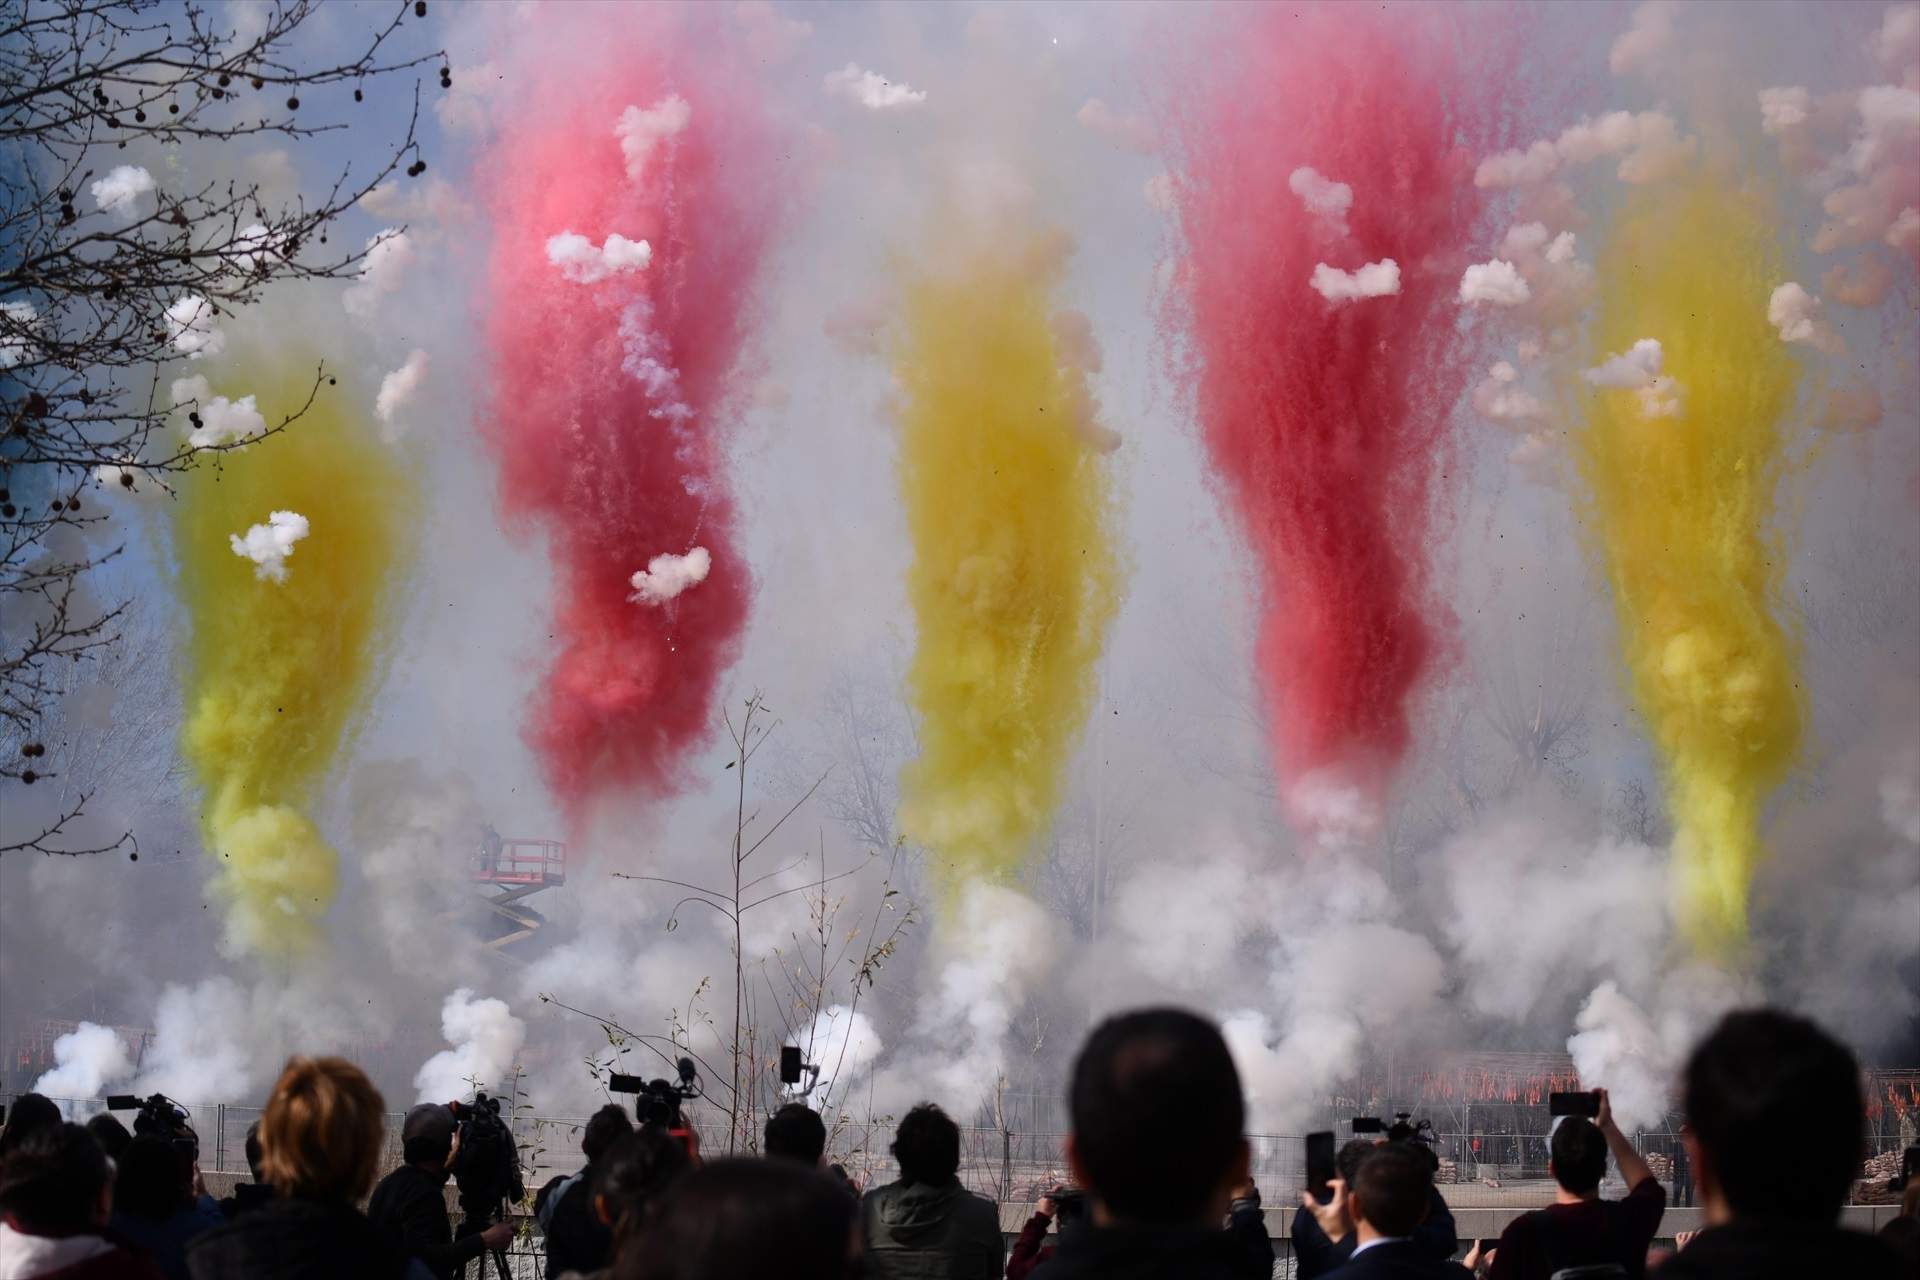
[894,234,1120,891]
[1575,176,1805,956]
[174,371,411,957]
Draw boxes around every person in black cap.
[367,1103,512,1279]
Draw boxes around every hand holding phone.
[1305,1130,1336,1203]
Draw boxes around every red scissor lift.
[471,838,566,953]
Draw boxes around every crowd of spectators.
[1,1004,1913,1280]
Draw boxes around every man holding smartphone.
[1481,1088,1665,1280]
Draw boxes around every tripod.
[457,1198,514,1280]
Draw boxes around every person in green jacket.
[861,1104,1004,1280]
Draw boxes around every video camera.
[610,1057,703,1132]
[1354,1111,1439,1172]
[106,1093,197,1160]
[447,1092,523,1233]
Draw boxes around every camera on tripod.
[447,1093,524,1223]
[609,1057,703,1132]
[1354,1111,1439,1171]
[106,1093,198,1160]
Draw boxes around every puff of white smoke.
[1476,112,1693,189]
[1609,0,1677,77]
[1759,87,1811,136]
[1767,283,1845,354]
[882,885,1058,1117]
[415,989,527,1103]
[229,510,309,583]
[546,232,653,285]
[1,300,36,369]
[617,95,692,184]
[1475,140,1560,189]
[618,295,693,422]
[1586,340,1682,417]
[171,374,209,407]
[1822,256,1893,308]
[187,393,266,449]
[1286,770,1382,848]
[794,1005,883,1105]
[376,349,429,434]
[1472,362,1547,426]
[1871,4,1920,81]
[824,63,926,111]
[342,230,414,319]
[33,1023,135,1098]
[1848,86,1920,179]
[1310,259,1400,303]
[136,978,258,1104]
[1458,259,1531,306]
[629,546,711,605]
[1076,98,1156,154]
[1287,167,1353,238]
[166,295,226,359]
[90,164,154,214]
[1568,968,1750,1133]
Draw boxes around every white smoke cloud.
[619,295,693,422]
[795,1004,883,1106]
[136,978,258,1104]
[1871,4,1920,79]
[1286,770,1382,850]
[90,164,155,214]
[33,1023,135,1098]
[1472,360,1548,426]
[1759,86,1811,135]
[1288,166,1353,237]
[184,393,267,449]
[1310,258,1400,303]
[546,231,654,285]
[1609,0,1678,77]
[166,294,226,359]
[1476,111,1694,189]
[415,989,527,1102]
[376,349,429,435]
[1568,967,1750,1133]
[1076,98,1156,153]
[1584,338,1682,416]
[824,62,926,110]
[229,510,310,583]
[1767,282,1845,353]
[1458,259,1531,306]
[231,222,286,273]
[617,94,692,184]
[342,230,415,320]
[628,546,712,605]
[1,300,37,369]
[1816,87,1920,254]
[171,374,209,407]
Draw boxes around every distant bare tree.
[1,0,443,854]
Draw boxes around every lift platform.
[470,838,566,955]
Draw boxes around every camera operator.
[1295,1137,1459,1279]
[536,1104,633,1278]
[1481,1087,1661,1280]
[367,1104,512,1280]
[1299,1146,1472,1280]
[109,1135,223,1280]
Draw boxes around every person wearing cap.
[367,1103,513,1280]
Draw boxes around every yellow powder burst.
[893,235,1120,893]
[174,371,411,957]
[1575,176,1805,957]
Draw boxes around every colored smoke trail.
[894,233,1119,889]
[175,373,411,958]
[1165,5,1499,839]
[480,26,780,822]
[1575,177,1804,956]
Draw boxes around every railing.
[473,838,566,887]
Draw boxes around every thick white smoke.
[136,978,260,1104]
[186,394,267,449]
[1475,111,1694,189]
[1458,259,1531,306]
[415,989,527,1103]
[1288,166,1352,237]
[795,1004,883,1106]
[1767,282,1845,353]
[33,1023,135,1098]
[166,295,226,359]
[376,349,430,434]
[824,63,927,111]
[90,164,155,214]
[547,231,654,284]
[617,94,692,183]
[1310,258,1400,303]
[1584,338,1682,416]
[229,510,310,582]
[628,546,711,605]
[343,230,415,319]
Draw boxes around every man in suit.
[1299,1144,1471,1280]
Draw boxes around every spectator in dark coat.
[367,1104,512,1280]
[861,1104,1004,1280]
[618,1157,855,1280]
[186,1056,413,1280]
[211,1126,269,1223]
[0,1122,165,1280]
[0,1096,63,1160]
[1657,1009,1905,1280]
[535,1104,634,1278]
[1027,1007,1274,1280]
[1301,1146,1471,1280]
[1296,1139,1458,1278]
[82,1117,131,1163]
[106,1137,221,1280]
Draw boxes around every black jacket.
[1322,1239,1473,1280]
[367,1164,486,1280]
[539,1167,613,1277]
[1293,1187,1460,1279]
[1028,1208,1274,1280]
[861,1179,1005,1280]
[1656,1219,1907,1280]
[215,1182,273,1222]
[185,1197,411,1280]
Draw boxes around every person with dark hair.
[0,1122,164,1280]
[1295,1138,1459,1278]
[187,1056,410,1280]
[1033,1007,1273,1280]
[1298,1146,1471,1280]
[765,1103,828,1167]
[366,1103,512,1280]
[1004,1184,1090,1280]
[554,1129,694,1278]
[617,1157,855,1280]
[213,1124,269,1223]
[860,1103,1002,1279]
[1483,1088,1663,1280]
[107,1136,221,1280]
[1658,1009,1905,1280]
[0,1096,64,1160]
[82,1117,131,1163]
[536,1104,636,1278]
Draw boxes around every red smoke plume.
[1166,5,1499,836]
[481,26,780,822]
